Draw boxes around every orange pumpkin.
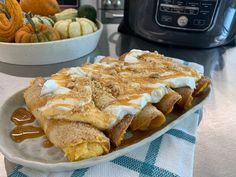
[15,14,61,43]
[20,0,60,16]
[0,0,24,42]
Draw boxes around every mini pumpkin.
[54,18,97,39]
[0,0,24,42]
[31,15,55,27]
[52,8,78,22]
[20,0,60,16]
[15,13,60,43]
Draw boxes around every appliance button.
[185,8,199,15]
[161,15,173,23]
[160,5,172,12]
[172,7,184,13]
[176,0,184,6]
[200,10,210,15]
[193,19,206,26]
[201,2,213,8]
[177,16,188,27]
[186,2,200,7]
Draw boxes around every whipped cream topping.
[41,80,71,96]
[104,85,168,128]
[123,50,198,89]
[68,67,90,78]
[57,106,74,111]
[40,72,92,113]
[94,56,106,63]
[123,49,149,63]
[145,83,166,89]
[165,76,196,89]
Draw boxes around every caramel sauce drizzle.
[51,74,70,87]
[11,108,35,125]
[10,107,53,147]
[114,95,142,107]
[138,87,155,94]
[11,125,44,142]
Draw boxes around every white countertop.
[194,48,236,177]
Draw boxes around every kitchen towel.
[7,58,204,177]
[8,110,200,177]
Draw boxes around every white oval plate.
[0,88,210,172]
[0,21,103,65]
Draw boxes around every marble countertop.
[0,24,236,177]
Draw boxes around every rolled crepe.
[193,76,211,96]
[24,78,110,161]
[106,115,133,146]
[131,104,166,131]
[119,53,128,61]
[24,78,116,130]
[154,88,182,114]
[40,118,110,162]
[174,87,194,109]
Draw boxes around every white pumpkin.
[78,18,97,34]
[54,18,97,38]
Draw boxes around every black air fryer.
[118,0,236,48]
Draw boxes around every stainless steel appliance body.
[97,0,124,24]
[118,0,236,48]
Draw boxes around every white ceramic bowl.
[0,21,103,65]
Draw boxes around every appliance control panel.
[155,0,219,31]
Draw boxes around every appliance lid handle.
[105,12,124,18]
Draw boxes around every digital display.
[160,4,199,15]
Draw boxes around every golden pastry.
[21,49,210,161]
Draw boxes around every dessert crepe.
[24,77,110,161]
[23,49,210,161]
[130,104,165,131]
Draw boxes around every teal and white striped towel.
[8,111,200,177]
[8,58,203,177]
